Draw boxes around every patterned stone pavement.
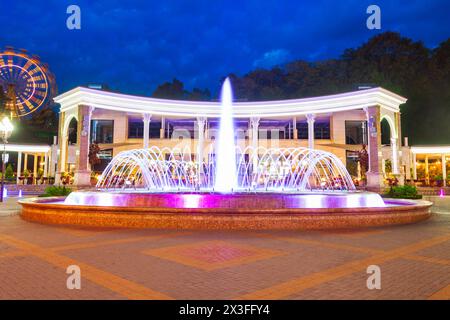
[0,202,449,299]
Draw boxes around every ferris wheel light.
[0,49,54,118]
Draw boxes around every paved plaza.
[0,198,449,300]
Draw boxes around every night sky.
[2,0,449,96]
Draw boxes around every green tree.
[26,106,59,131]
[186,88,211,101]
[5,164,14,180]
[152,78,187,99]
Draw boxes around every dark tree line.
[153,32,450,145]
[152,78,211,101]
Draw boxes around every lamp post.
[0,116,14,202]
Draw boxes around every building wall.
[331,110,366,144]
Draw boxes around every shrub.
[5,164,14,180]
[386,185,422,199]
[40,186,72,197]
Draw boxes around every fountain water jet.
[215,77,238,192]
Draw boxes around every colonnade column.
[160,117,165,139]
[143,113,152,149]
[44,152,48,178]
[425,155,429,185]
[55,111,65,184]
[24,153,28,172]
[196,117,207,173]
[16,152,22,184]
[364,106,383,190]
[74,106,94,186]
[391,137,399,175]
[60,135,68,172]
[306,114,315,149]
[412,153,417,180]
[442,154,447,187]
[293,117,298,139]
[250,117,260,173]
[33,154,38,183]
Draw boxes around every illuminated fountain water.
[19,77,432,230]
[94,146,356,193]
[93,77,356,194]
[215,78,238,192]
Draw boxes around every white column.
[143,113,152,149]
[391,137,399,174]
[250,117,260,172]
[33,154,38,184]
[160,116,165,139]
[24,153,28,172]
[442,154,447,186]
[413,153,417,180]
[16,152,22,184]
[59,135,67,172]
[306,114,315,149]
[293,117,298,139]
[196,117,206,173]
[363,107,372,173]
[44,152,48,178]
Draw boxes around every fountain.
[215,78,238,192]
[19,78,432,230]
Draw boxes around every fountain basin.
[19,192,432,230]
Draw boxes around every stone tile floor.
[0,197,449,300]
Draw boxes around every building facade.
[53,86,408,189]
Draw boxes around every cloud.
[253,49,291,69]
[1,0,448,96]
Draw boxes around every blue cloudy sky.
[2,0,449,96]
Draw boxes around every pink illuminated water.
[64,191,387,208]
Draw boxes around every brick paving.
[0,198,449,300]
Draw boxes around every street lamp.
[0,116,14,202]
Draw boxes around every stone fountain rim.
[18,195,433,214]
[18,195,433,230]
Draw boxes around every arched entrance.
[380,114,399,177]
[58,113,78,177]
[68,118,78,145]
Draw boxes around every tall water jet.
[214,77,238,192]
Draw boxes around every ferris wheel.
[0,47,56,118]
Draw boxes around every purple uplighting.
[64,191,387,209]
